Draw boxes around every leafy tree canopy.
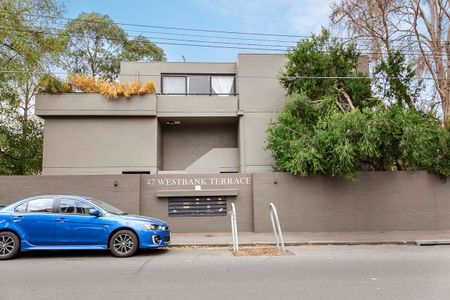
[0,0,64,72]
[61,12,166,80]
[61,12,127,80]
[268,29,450,179]
[280,28,375,110]
[123,35,166,62]
[0,106,43,175]
[267,94,450,179]
[0,0,64,175]
[373,50,423,110]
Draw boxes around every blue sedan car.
[0,195,170,259]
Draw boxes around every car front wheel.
[109,230,139,258]
[0,231,20,260]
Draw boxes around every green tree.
[123,35,166,62]
[0,0,64,175]
[0,0,63,72]
[61,12,128,80]
[280,28,374,110]
[267,31,450,179]
[61,13,166,79]
[266,94,450,179]
[0,106,43,175]
[373,50,423,109]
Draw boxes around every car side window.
[14,202,28,213]
[60,199,93,215]
[15,198,54,213]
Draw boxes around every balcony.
[35,91,239,118]
[35,93,157,117]
[157,95,238,117]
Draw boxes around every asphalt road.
[1,245,450,300]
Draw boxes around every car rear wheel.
[0,232,20,260]
[109,230,139,258]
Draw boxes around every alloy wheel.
[0,234,15,257]
[113,234,134,255]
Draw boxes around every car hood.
[118,214,167,226]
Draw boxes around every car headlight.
[144,224,161,230]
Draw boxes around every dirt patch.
[231,247,294,256]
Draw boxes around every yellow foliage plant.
[68,75,156,99]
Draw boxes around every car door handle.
[12,216,23,222]
[56,218,66,223]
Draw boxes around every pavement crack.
[134,257,153,274]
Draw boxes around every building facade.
[36,54,287,175]
[8,54,448,233]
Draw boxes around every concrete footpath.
[170,230,450,247]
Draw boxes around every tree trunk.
[445,92,450,129]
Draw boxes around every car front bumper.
[140,230,171,249]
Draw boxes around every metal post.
[230,203,239,254]
[269,203,286,253]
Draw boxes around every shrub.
[38,74,72,94]
[42,75,157,99]
[266,93,450,179]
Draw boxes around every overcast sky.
[65,0,336,62]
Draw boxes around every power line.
[1,26,449,57]
[3,10,450,46]
[0,11,307,38]
[127,40,286,52]
[115,35,291,49]
[121,29,299,44]
[0,70,442,80]
[47,23,431,49]
[3,11,423,43]
[49,20,301,44]
[0,27,288,51]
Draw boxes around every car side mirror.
[89,209,101,217]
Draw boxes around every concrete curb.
[168,240,420,248]
[415,240,450,246]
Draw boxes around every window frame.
[162,75,188,95]
[161,73,236,96]
[55,197,97,216]
[13,197,57,214]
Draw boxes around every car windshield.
[88,199,127,215]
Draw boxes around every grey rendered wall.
[42,117,158,175]
[157,95,238,117]
[185,148,239,174]
[157,121,163,171]
[236,54,287,173]
[0,174,253,233]
[140,174,253,232]
[0,175,140,214]
[252,172,450,232]
[1,172,449,233]
[162,124,237,171]
[35,94,157,116]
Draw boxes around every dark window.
[60,199,93,215]
[168,196,227,217]
[122,171,151,174]
[22,198,54,213]
[188,75,210,94]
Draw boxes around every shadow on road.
[17,248,170,259]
